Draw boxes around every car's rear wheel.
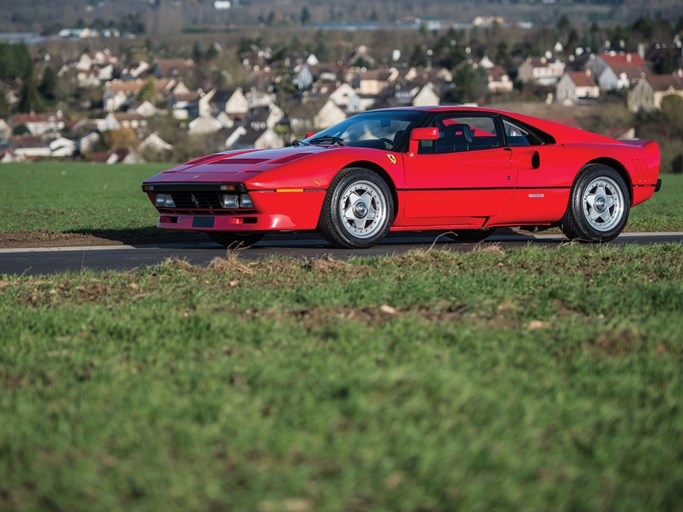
[447,229,495,243]
[319,168,394,248]
[561,164,630,242]
[206,232,264,248]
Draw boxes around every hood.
[147,146,327,184]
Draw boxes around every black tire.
[319,167,394,249]
[561,164,630,242]
[446,228,495,243]
[206,232,264,248]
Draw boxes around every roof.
[487,65,509,81]
[10,112,62,124]
[155,58,195,77]
[598,52,646,68]
[566,71,597,87]
[643,72,683,92]
[359,69,393,81]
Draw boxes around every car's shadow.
[67,227,566,250]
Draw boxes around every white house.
[412,83,440,106]
[314,100,347,129]
[225,127,284,150]
[628,71,683,112]
[188,116,223,136]
[587,52,645,91]
[556,71,600,105]
[49,137,77,157]
[517,57,565,86]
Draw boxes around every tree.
[137,76,159,104]
[300,7,311,25]
[409,44,427,67]
[0,91,8,117]
[39,66,58,101]
[448,64,487,103]
[103,127,139,150]
[18,80,44,113]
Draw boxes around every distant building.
[517,57,565,86]
[586,53,646,91]
[486,65,514,94]
[556,71,600,105]
[628,71,683,112]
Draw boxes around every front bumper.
[151,189,327,232]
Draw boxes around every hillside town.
[1,15,682,170]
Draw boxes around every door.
[401,114,518,225]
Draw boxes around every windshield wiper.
[291,139,307,147]
[308,135,345,146]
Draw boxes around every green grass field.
[1,246,682,510]
[0,162,681,236]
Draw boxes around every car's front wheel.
[319,168,394,248]
[206,232,264,248]
[561,164,630,242]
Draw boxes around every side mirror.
[409,127,439,155]
[305,132,316,139]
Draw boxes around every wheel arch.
[341,160,399,220]
[584,157,633,204]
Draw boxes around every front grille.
[170,191,222,209]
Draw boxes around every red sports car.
[142,107,661,248]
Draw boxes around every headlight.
[221,194,239,208]
[239,194,254,208]
[155,193,175,208]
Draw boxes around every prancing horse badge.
[386,154,397,165]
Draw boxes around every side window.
[503,119,541,147]
[429,115,501,154]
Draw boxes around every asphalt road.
[1,231,682,276]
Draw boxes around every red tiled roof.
[567,71,597,87]
[644,72,683,92]
[599,53,646,67]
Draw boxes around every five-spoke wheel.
[319,168,393,248]
[562,164,630,242]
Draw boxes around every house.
[103,79,175,112]
[134,101,157,118]
[11,136,52,160]
[0,119,11,141]
[113,112,147,130]
[91,148,146,164]
[556,71,600,105]
[314,100,347,130]
[188,116,223,136]
[96,112,121,132]
[628,71,683,112]
[138,133,173,161]
[48,137,77,157]
[357,68,399,95]
[329,83,364,113]
[517,57,565,86]
[78,132,101,154]
[247,104,284,130]
[153,58,195,79]
[486,65,514,94]
[211,88,249,117]
[246,88,276,109]
[293,65,314,91]
[225,126,284,150]
[10,112,65,136]
[586,52,646,91]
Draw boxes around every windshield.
[303,110,425,151]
